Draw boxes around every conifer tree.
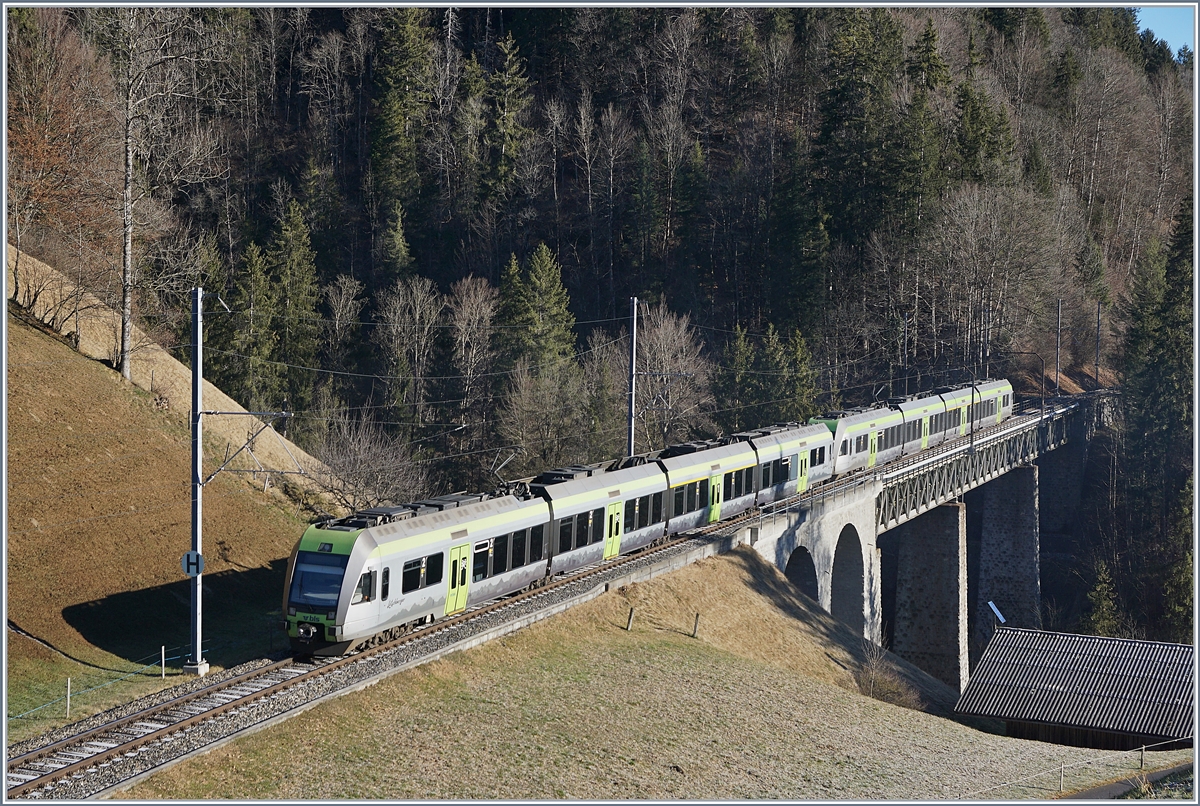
[524,242,577,367]
[713,325,757,434]
[269,199,321,436]
[228,242,283,413]
[371,9,434,237]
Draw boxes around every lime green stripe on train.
[284,379,1014,655]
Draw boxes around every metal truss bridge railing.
[875,397,1096,532]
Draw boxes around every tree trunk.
[120,77,135,381]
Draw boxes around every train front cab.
[284,522,370,656]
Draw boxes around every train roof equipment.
[656,440,758,487]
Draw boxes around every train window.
[577,512,591,548]
[449,560,458,590]
[723,472,733,500]
[381,567,390,600]
[638,496,651,529]
[732,470,742,499]
[511,529,527,568]
[772,459,783,484]
[494,533,509,575]
[592,508,606,543]
[652,492,664,523]
[426,553,444,586]
[699,479,709,508]
[402,559,422,594]
[686,483,696,512]
[625,499,636,531]
[787,455,797,478]
[839,439,848,456]
[674,486,686,516]
[351,571,373,604]
[530,525,544,563]
[818,447,825,465]
[558,518,574,554]
[472,542,490,582]
[759,463,770,490]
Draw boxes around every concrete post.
[975,466,1042,654]
[892,503,969,692]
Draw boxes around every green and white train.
[284,379,1014,655]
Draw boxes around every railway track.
[6,529,718,800]
[8,398,1074,798]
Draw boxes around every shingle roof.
[955,628,1195,740]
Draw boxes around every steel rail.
[6,532,698,799]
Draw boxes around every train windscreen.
[289,551,350,609]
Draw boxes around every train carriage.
[657,440,759,533]
[742,423,835,505]
[532,461,667,577]
[888,394,949,454]
[814,405,906,476]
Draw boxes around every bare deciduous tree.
[311,413,430,512]
[634,301,713,451]
[497,357,590,477]
[322,274,365,375]
[374,275,444,425]
[82,7,227,380]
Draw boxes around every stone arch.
[830,524,865,633]
[784,546,819,601]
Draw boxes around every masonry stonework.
[892,503,969,692]
[975,466,1042,652]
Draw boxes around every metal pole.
[984,304,991,378]
[1095,300,1101,387]
[627,296,637,457]
[161,645,166,679]
[903,315,909,396]
[66,677,71,719]
[186,288,209,676]
[1055,299,1061,396]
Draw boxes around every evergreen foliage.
[7,8,1193,641]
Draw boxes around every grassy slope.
[126,549,1190,800]
[6,310,307,743]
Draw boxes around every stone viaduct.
[718,393,1115,693]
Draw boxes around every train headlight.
[288,606,296,616]
[327,611,336,620]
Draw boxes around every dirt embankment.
[6,308,312,742]
[6,245,323,488]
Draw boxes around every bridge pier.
[890,503,969,692]
[973,466,1042,658]
[752,482,882,644]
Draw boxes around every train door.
[797,453,809,493]
[445,544,470,615]
[868,431,878,467]
[921,417,929,449]
[707,473,722,523]
[603,502,623,560]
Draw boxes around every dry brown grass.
[121,550,1192,800]
[6,310,308,741]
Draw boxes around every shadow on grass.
[724,547,999,724]
[62,559,290,671]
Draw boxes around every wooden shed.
[955,627,1194,750]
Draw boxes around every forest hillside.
[7,7,1192,641]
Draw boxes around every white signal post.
[185,288,209,676]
